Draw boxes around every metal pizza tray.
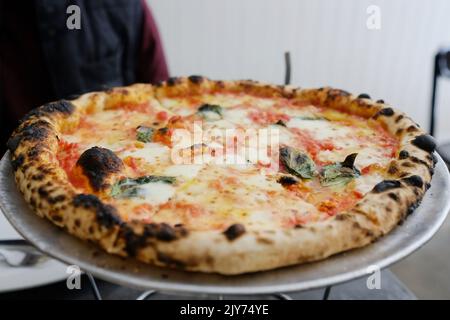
[0,151,449,295]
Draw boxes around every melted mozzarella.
[243,174,283,192]
[121,143,170,164]
[136,182,175,205]
[224,108,252,125]
[355,173,384,194]
[286,118,352,141]
[163,164,203,179]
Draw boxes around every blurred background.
[149,0,450,143]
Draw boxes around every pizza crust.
[7,77,436,274]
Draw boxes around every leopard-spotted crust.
[7,77,436,275]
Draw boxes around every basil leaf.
[197,104,223,121]
[136,126,154,143]
[279,146,316,179]
[320,153,360,187]
[111,175,176,199]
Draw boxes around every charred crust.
[388,192,399,201]
[167,77,181,86]
[398,150,409,160]
[256,237,274,245]
[431,153,438,165]
[411,134,436,153]
[122,222,186,256]
[47,194,66,204]
[27,146,42,160]
[20,100,75,124]
[72,194,122,228]
[376,99,385,103]
[357,93,371,99]
[157,252,186,269]
[277,175,298,186]
[121,225,148,256]
[409,155,431,168]
[335,213,351,221]
[352,221,375,238]
[373,180,401,193]
[6,135,22,153]
[7,120,52,153]
[406,125,419,133]
[387,163,399,175]
[154,223,177,241]
[11,154,24,171]
[325,89,350,103]
[407,200,421,216]
[76,147,123,191]
[223,224,246,240]
[188,75,204,84]
[374,107,394,118]
[395,114,404,123]
[401,175,424,188]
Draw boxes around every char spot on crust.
[401,175,424,188]
[373,107,394,118]
[188,75,204,84]
[376,99,385,103]
[72,194,122,228]
[387,163,399,175]
[398,150,409,160]
[277,175,298,186]
[395,114,404,123]
[357,93,371,99]
[157,252,186,269]
[411,134,436,153]
[256,237,274,245]
[388,192,399,201]
[167,77,181,86]
[7,120,52,153]
[20,100,75,124]
[373,180,401,193]
[11,154,24,171]
[76,147,123,191]
[154,223,177,241]
[48,194,66,204]
[407,125,419,133]
[326,89,351,102]
[223,224,246,241]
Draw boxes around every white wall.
[148,0,450,142]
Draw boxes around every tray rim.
[1,151,449,295]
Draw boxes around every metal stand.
[84,272,333,300]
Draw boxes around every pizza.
[7,76,436,274]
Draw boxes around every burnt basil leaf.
[275,119,287,127]
[111,175,176,199]
[197,104,223,120]
[136,126,154,143]
[280,146,316,179]
[320,153,360,187]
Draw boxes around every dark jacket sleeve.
[137,0,169,83]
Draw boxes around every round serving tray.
[0,152,449,295]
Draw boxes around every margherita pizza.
[7,77,436,274]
